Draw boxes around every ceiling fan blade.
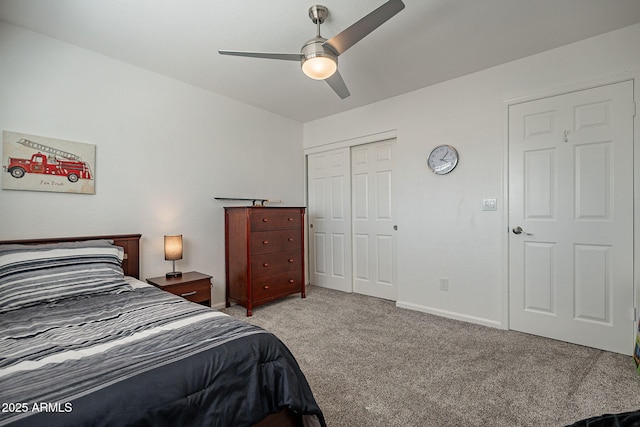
[218,50,302,61]
[325,70,350,99]
[324,0,405,56]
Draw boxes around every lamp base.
[166,271,182,279]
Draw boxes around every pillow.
[0,239,114,254]
[0,244,132,312]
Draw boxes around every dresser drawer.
[252,272,303,301]
[251,249,301,278]
[251,209,302,231]
[251,230,302,254]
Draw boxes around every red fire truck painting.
[5,138,93,183]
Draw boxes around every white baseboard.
[309,283,352,293]
[211,301,226,310]
[395,301,504,329]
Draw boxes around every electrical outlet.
[439,278,449,291]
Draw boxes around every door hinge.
[632,101,637,117]
[633,307,637,322]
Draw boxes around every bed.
[0,234,325,427]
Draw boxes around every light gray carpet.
[222,285,640,427]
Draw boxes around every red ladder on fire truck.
[16,138,82,161]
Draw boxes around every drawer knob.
[288,217,293,221]
[262,240,269,245]
[288,279,295,283]
[263,263,269,267]
[288,259,294,263]
[288,238,294,242]
[262,218,268,222]
[264,285,270,290]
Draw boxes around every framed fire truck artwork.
[2,130,96,195]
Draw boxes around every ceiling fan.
[218,0,405,99]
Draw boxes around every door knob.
[512,226,533,236]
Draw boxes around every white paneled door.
[307,148,352,292]
[351,140,397,300]
[508,81,635,354]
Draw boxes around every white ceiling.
[1,0,640,123]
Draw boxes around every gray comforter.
[0,286,325,427]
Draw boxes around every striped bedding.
[0,283,325,427]
[0,245,131,313]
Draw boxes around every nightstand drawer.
[164,280,210,304]
[146,271,212,306]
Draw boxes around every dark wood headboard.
[0,234,142,279]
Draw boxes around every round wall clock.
[427,145,458,175]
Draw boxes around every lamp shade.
[164,235,183,261]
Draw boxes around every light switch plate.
[482,198,497,211]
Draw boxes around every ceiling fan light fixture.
[301,36,338,80]
[302,55,337,80]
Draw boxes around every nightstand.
[146,271,212,307]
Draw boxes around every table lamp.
[164,234,183,278]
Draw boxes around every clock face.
[427,145,458,175]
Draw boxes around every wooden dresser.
[224,206,306,316]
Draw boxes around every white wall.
[0,21,305,306]
[2,20,638,324]
[304,24,640,327]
